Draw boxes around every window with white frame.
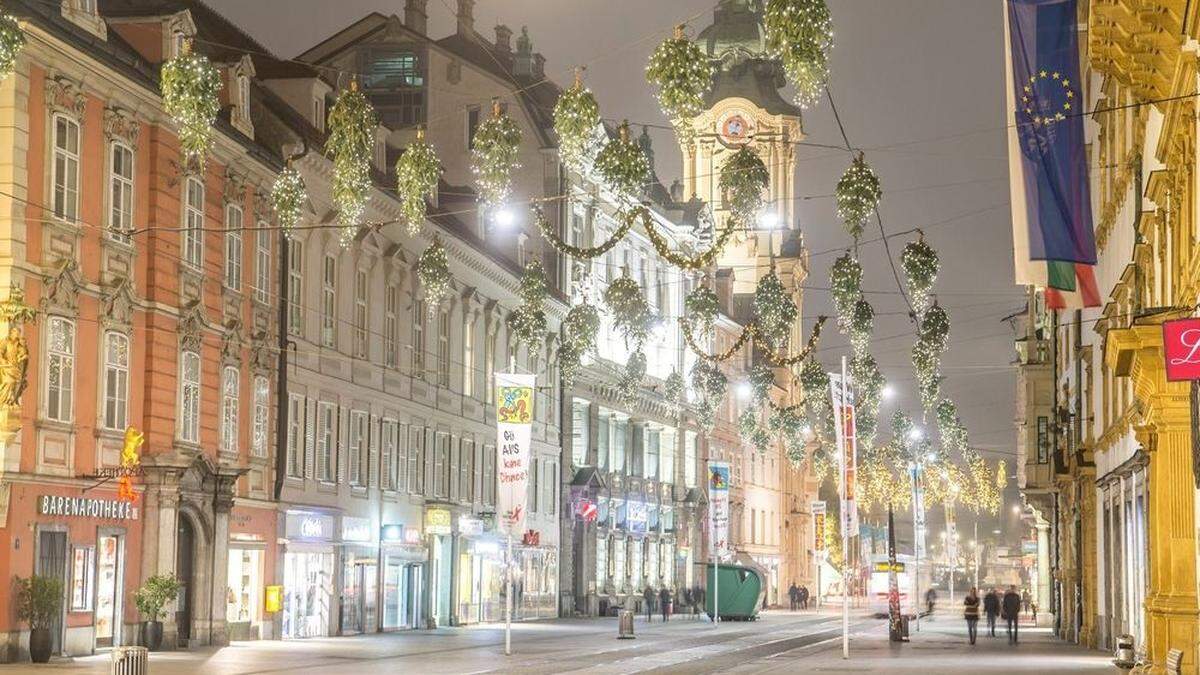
[237,74,251,124]
[381,419,397,490]
[460,439,474,503]
[484,331,495,403]
[353,269,368,358]
[412,299,425,379]
[660,427,675,484]
[384,285,399,368]
[571,399,589,466]
[287,239,303,336]
[225,204,244,291]
[254,225,270,303]
[220,367,239,455]
[407,427,424,495]
[349,410,366,486]
[316,402,335,482]
[183,177,204,268]
[684,430,697,488]
[45,317,75,422]
[462,318,474,396]
[437,309,450,387]
[286,394,303,477]
[321,255,336,347]
[108,142,134,241]
[483,444,496,506]
[179,350,200,442]
[102,331,129,430]
[251,376,269,458]
[644,426,659,480]
[52,114,80,222]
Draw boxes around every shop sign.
[264,585,283,613]
[522,530,540,546]
[1163,318,1200,380]
[39,495,136,520]
[342,516,372,543]
[627,499,648,535]
[812,500,826,553]
[575,498,598,522]
[404,527,422,544]
[381,523,405,542]
[1022,538,1037,555]
[285,511,334,541]
[458,516,485,537]
[425,507,452,535]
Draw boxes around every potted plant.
[135,574,182,651]
[16,575,63,663]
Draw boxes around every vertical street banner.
[708,461,731,560]
[496,372,535,536]
[812,500,827,555]
[945,502,958,567]
[829,373,859,537]
[909,465,927,560]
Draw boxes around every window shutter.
[304,398,316,479]
[424,428,434,496]
[448,435,460,502]
[368,415,379,488]
[336,406,347,484]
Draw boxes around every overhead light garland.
[799,356,834,444]
[752,269,798,353]
[850,352,884,450]
[643,208,739,270]
[394,127,441,236]
[560,342,584,387]
[471,99,523,213]
[0,11,25,83]
[719,146,771,222]
[763,0,833,109]
[770,403,809,466]
[749,363,775,406]
[326,81,377,245]
[533,206,636,259]
[901,235,940,316]
[507,260,549,351]
[617,349,647,404]
[603,274,652,347]
[553,68,602,172]
[935,399,968,454]
[645,25,715,144]
[272,164,306,237]
[835,152,882,240]
[595,121,651,201]
[416,237,452,314]
[161,39,222,171]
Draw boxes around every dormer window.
[313,96,325,133]
[62,0,106,39]
[237,74,250,121]
[229,55,256,138]
[75,0,96,13]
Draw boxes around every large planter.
[28,627,51,663]
[141,621,163,651]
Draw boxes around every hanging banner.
[909,465,927,560]
[708,461,731,560]
[829,372,859,537]
[1162,318,1200,381]
[812,500,827,554]
[496,372,535,536]
[945,502,958,567]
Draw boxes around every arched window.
[178,350,201,442]
[108,142,134,241]
[221,366,240,455]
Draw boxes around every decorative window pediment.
[177,301,206,352]
[223,168,248,206]
[45,74,87,119]
[102,105,140,148]
[249,328,273,373]
[40,259,83,316]
[221,317,244,364]
[100,276,137,329]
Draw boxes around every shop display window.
[70,545,94,611]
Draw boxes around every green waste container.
[705,563,762,621]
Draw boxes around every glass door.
[382,558,407,630]
[361,563,378,633]
[94,535,122,648]
[36,531,67,654]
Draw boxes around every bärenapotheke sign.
[39,495,137,520]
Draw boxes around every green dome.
[698,0,767,60]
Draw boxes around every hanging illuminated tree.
[830,253,863,321]
[595,121,650,201]
[0,10,25,83]
[763,0,833,109]
[835,153,882,240]
[685,284,721,336]
[326,81,377,244]
[690,359,727,431]
[848,297,873,357]
[507,261,549,351]
[935,399,969,455]
[719,147,771,222]
[471,99,523,213]
[665,370,685,412]
[753,269,797,352]
[603,275,652,347]
[416,237,452,314]
[553,68,601,172]
[272,164,306,238]
[901,235,940,316]
[645,25,715,144]
[161,39,222,171]
[912,302,950,415]
[617,349,647,404]
[395,127,441,236]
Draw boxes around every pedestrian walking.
[983,587,1000,637]
[643,585,655,622]
[925,587,937,618]
[1021,589,1031,615]
[799,585,809,610]
[695,585,708,622]
[660,586,672,622]
[788,583,799,611]
[683,587,694,619]
[1002,585,1022,644]
[963,587,981,645]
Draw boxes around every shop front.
[226,505,277,641]
[281,510,336,639]
[455,515,503,625]
[515,530,558,621]
[425,507,454,628]
[339,516,377,635]
[380,524,426,631]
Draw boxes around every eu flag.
[1007,0,1096,267]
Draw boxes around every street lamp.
[735,382,752,401]
[882,384,895,400]
[757,209,780,230]
[493,206,517,228]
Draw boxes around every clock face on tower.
[719,112,753,146]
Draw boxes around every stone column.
[1037,518,1053,628]
[1107,320,1199,673]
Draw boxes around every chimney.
[404,0,428,35]
[456,0,475,36]
[494,25,512,53]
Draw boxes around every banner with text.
[829,372,859,537]
[909,465,927,560]
[708,461,731,560]
[496,372,535,536]
[812,500,827,555]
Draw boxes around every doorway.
[94,534,123,649]
[175,517,196,646]
[35,530,67,655]
[341,561,378,634]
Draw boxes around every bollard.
[111,646,149,675]
[617,608,636,639]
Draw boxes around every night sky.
[206,0,1026,539]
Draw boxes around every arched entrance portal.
[176,515,196,645]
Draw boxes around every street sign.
[1163,318,1200,380]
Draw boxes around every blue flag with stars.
[1007,0,1096,266]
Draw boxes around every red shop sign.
[1162,318,1200,381]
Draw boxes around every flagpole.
[840,356,850,660]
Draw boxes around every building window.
[52,114,80,222]
[237,74,251,123]
[571,399,589,466]
[183,177,204,268]
[225,204,244,291]
[660,428,675,484]
[286,394,303,477]
[466,105,480,149]
[434,432,450,498]
[484,332,496,403]
[684,431,697,488]
[45,317,75,422]
[367,51,423,88]
[483,444,495,506]
[316,402,335,482]
[251,375,269,458]
[381,419,397,491]
[322,255,337,347]
[102,331,129,430]
[462,318,474,396]
[437,309,450,387]
[412,299,425,380]
[385,285,399,368]
[408,427,424,495]
[313,96,325,132]
[108,142,134,241]
[644,427,659,480]
[287,239,303,336]
[254,225,270,303]
[179,350,200,443]
[460,439,474,503]
[221,367,239,455]
[349,410,367,486]
[354,269,368,358]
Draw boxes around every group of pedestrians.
[641,585,708,622]
[786,583,811,611]
[963,585,1025,645]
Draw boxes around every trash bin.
[618,609,636,639]
[1113,635,1137,671]
[900,615,910,640]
